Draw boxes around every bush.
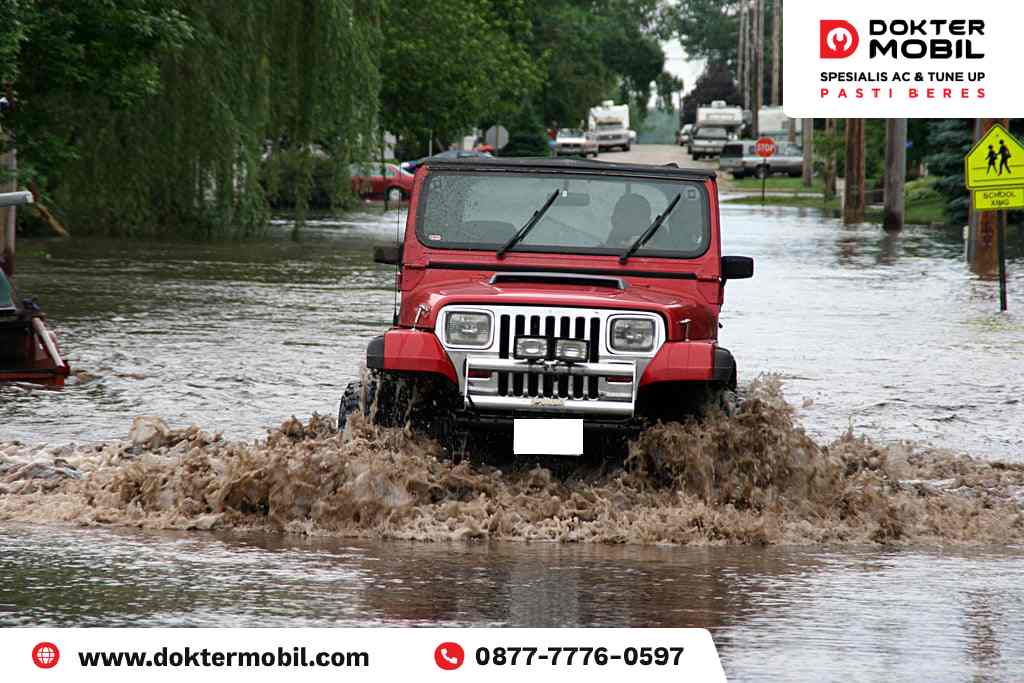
[500,131,550,157]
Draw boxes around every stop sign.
[755,137,777,158]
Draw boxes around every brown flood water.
[2,195,1024,680]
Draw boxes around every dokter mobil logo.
[820,20,859,58]
[814,16,990,103]
[783,2,1022,117]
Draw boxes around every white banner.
[783,0,1024,117]
[2,628,726,682]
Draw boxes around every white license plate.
[513,418,583,456]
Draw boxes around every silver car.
[719,140,804,179]
[554,128,599,157]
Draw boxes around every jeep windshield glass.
[416,171,710,259]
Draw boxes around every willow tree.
[13,0,381,237]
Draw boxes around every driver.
[606,193,651,248]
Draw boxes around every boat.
[0,190,70,387]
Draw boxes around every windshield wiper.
[496,189,561,259]
[619,192,682,264]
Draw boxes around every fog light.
[514,336,549,360]
[554,339,588,363]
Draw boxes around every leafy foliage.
[6,0,679,237]
[8,0,381,237]
[380,0,539,158]
[660,0,742,64]
[680,62,740,125]
[923,119,974,225]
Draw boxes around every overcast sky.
[662,38,705,105]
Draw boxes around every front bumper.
[464,357,636,417]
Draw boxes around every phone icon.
[434,642,465,671]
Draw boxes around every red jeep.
[340,157,752,455]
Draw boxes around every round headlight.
[609,318,655,352]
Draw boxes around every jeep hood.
[401,277,720,341]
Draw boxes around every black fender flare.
[366,335,385,370]
[713,346,737,388]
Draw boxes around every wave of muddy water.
[4,378,1023,546]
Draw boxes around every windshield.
[558,129,584,138]
[720,143,746,158]
[416,171,709,259]
[696,127,727,139]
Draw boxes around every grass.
[728,175,825,193]
[723,176,950,225]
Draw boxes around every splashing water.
[2,378,1023,546]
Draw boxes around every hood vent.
[488,272,626,290]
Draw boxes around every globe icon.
[32,642,60,668]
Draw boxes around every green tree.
[923,119,974,225]
[602,32,664,121]
[680,61,740,125]
[379,0,540,156]
[660,0,742,65]
[8,0,383,237]
[656,72,684,112]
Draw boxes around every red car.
[340,157,753,457]
[350,163,414,202]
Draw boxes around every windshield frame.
[414,169,712,261]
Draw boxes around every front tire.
[338,380,370,432]
[386,186,403,203]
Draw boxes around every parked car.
[402,150,493,174]
[554,128,598,157]
[350,163,415,201]
[688,126,730,160]
[719,141,804,179]
[677,124,694,147]
[341,156,754,459]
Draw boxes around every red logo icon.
[32,642,60,669]
[434,642,464,671]
[820,20,859,58]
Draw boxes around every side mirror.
[721,255,753,280]
[373,244,401,265]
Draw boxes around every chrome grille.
[436,304,663,418]
[497,312,600,399]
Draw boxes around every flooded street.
[3,160,1022,457]
[2,524,1023,681]
[3,146,1024,680]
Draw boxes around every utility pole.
[823,119,837,200]
[739,4,749,113]
[771,0,781,106]
[751,0,763,137]
[883,118,907,232]
[802,118,814,188]
[968,118,1008,277]
[843,119,865,223]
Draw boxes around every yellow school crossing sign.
[965,124,1024,209]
